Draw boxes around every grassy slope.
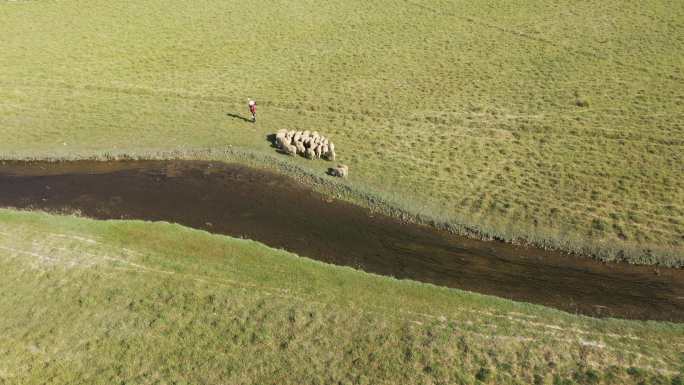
[0,209,682,385]
[0,0,682,264]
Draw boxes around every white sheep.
[284,143,297,155]
[276,135,288,149]
[305,147,315,159]
[331,164,348,178]
[272,130,338,162]
[295,141,306,155]
[325,142,335,160]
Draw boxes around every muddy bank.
[0,160,682,322]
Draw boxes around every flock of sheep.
[275,129,336,161]
[273,129,348,177]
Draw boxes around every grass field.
[0,209,682,385]
[1,0,682,264]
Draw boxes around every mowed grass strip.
[0,209,682,385]
[0,0,682,264]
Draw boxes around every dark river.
[0,160,682,321]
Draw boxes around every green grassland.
[1,0,682,264]
[0,209,682,385]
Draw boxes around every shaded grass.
[0,0,682,264]
[0,209,682,384]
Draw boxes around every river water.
[0,160,681,321]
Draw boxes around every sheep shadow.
[325,168,337,177]
[265,134,278,148]
[226,112,253,122]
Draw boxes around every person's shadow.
[226,112,252,122]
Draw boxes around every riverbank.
[0,209,682,384]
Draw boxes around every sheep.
[272,130,338,163]
[301,133,311,144]
[305,147,315,159]
[339,164,348,177]
[328,149,336,161]
[330,164,348,178]
[276,135,289,149]
[275,130,288,146]
[293,131,302,143]
[295,141,306,155]
[283,143,297,155]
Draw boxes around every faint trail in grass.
[46,232,99,244]
[0,245,59,264]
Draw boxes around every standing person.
[248,99,256,123]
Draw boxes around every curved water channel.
[0,160,682,322]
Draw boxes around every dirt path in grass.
[0,160,682,322]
